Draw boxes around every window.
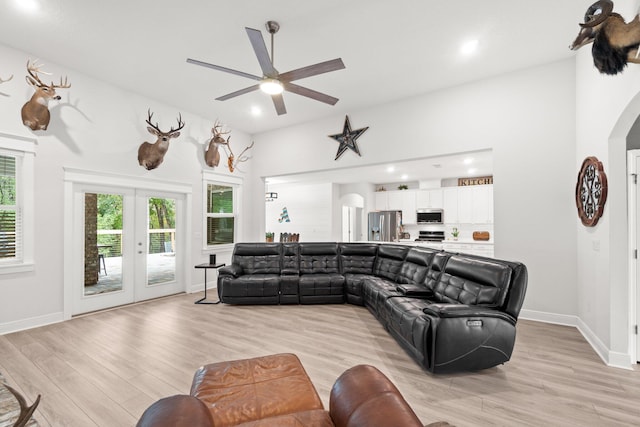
[0,155,18,259]
[0,133,35,273]
[205,180,239,246]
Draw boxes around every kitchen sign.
[458,176,493,186]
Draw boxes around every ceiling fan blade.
[245,27,278,77]
[186,58,262,81]
[284,82,339,105]
[279,58,345,82]
[271,93,287,115]
[215,84,260,101]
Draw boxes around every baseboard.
[520,309,633,370]
[519,309,579,327]
[0,312,64,335]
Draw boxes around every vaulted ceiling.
[1,0,588,135]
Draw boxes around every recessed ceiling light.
[468,168,477,175]
[386,166,395,173]
[401,174,409,180]
[460,39,479,55]
[463,158,473,165]
[251,106,262,116]
[14,0,39,13]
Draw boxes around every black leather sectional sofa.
[217,242,527,374]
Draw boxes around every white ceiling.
[0,0,587,136]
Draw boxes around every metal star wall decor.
[328,115,369,160]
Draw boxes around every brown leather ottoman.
[190,353,328,427]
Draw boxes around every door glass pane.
[147,197,176,285]
[84,193,123,296]
[0,155,17,259]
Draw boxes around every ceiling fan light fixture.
[260,79,284,95]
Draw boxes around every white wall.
[248,59,578,318]
[0,43,253,331]
[265,182,333,241]
[575,0,640,366]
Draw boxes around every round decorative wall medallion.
[575,156,608,227]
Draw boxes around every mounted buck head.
[138,109,185,170]
[204,121,231,168]
[20,59,71,130]
[570,0,640,75]
[224,140,255,173]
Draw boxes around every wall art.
[327,115,368,160]
[575,156,608,227]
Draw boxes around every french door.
[70,183,186,315]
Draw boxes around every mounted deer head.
[20,59,71,130]
[0,74,12,84]
[204,121,231,168]
[138,109,185,170]
[570,0,640,75]
[224,140,255,173]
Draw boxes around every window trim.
[202,172,242,251]
[0,132,36,274]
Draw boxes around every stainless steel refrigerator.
[368,210,402,242]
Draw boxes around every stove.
[415,230,445,242]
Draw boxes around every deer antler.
[5,383,41,427]
[146,109,162,133]
[25,59,71,88]
[226,140,255,172]
[146,109,185,135]
[0,74,12,84]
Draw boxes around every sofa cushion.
[233,243,282,275]
[433,256,513,306]
[191,354,324,427]
[373,245,408,281]
[422,253,450,291]
[282,243,300,275]
[396,247,436,284]
[299,243,340,274]
[339,243,378,274]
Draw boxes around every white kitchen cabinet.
[386,191,403,211]
[457,187,473,223]
[452,185,493,224]
[374,191,389,210]
[471,185,493,223]
[416,189,443,209]
[401,190,417,224]
[443,187,459,223]
[377,190,417,225]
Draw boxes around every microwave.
[416,208,443,224]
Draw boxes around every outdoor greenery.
[94,194,176,255]
[0,155,17,258]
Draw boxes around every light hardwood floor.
[1,293,639,426]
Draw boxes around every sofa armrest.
[136,395,213,427]
[329,365,423,427]
[218,264,243,277]
[396,284,433,298]
[422,304,515,325]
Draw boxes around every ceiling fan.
[187,21,345,116]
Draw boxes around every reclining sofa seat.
[298,243,345,304]
[340,243,378,305]
[383,254,528,373]
[216,242,528,374]
[217,243,281,304]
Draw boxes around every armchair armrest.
[218,264,243,277]
[396,284,433,298]
[422,304,515,325]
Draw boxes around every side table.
[194,263,225,304]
